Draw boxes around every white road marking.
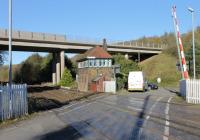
[129,97,144,101]
[56,94,107,111]
[56,101,86,111]
[149,97,162,114]
[163,97,172,140]
[59,102,95,116]
[57,94,108,115]
[166,115,169,120]
[101,100,117,105]
[129,100,144,106]
[91,94,108,100]
[100,97,143,112]
[127,106,143,111]
[139,97,162,139]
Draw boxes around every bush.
[113,54,141,90]
[60,68,73,87]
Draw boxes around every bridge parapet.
[0,29,66,42]
[0,28,167,49]
[66,35,167,49]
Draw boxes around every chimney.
[102,38,107,51]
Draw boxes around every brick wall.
[78,67,113,92]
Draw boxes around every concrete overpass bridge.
[0,29,166,84]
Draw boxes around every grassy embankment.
[139,53,181,87]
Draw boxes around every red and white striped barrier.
[172,6,189,79]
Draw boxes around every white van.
[128,71,145,91]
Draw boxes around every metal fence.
[0,84,28,121]
[180,79,200,104]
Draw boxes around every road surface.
[0,88,200,140]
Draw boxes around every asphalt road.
[0,88,200,140]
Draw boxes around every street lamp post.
[8,0,13,117]
[8,0,12,87]
[188,7,196,79]
[8,0,12,86]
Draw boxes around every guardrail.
[0,84,28,121]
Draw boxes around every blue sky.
[0,0,200,64]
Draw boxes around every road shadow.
[130,95,151,139]
[35,124,82,140]
[34,119,94,140]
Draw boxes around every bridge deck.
[0,29,164,54]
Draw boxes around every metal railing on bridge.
[65,35,167,49]
[111,41,167,49]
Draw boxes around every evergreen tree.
[60,67,73,87]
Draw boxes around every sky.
[0,0,200,64]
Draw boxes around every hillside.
[131,26,200,85]
[139,53,181,86]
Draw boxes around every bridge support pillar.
[138,52,141,62]
[125,54,129,60]
[56,53,61,84]
[52,53,57,85]
[60,51,65,78]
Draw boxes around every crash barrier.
[180,79,200,104]
[0,84,28,121]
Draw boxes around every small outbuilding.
[89,76,105,92]
[77,46,114,92]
